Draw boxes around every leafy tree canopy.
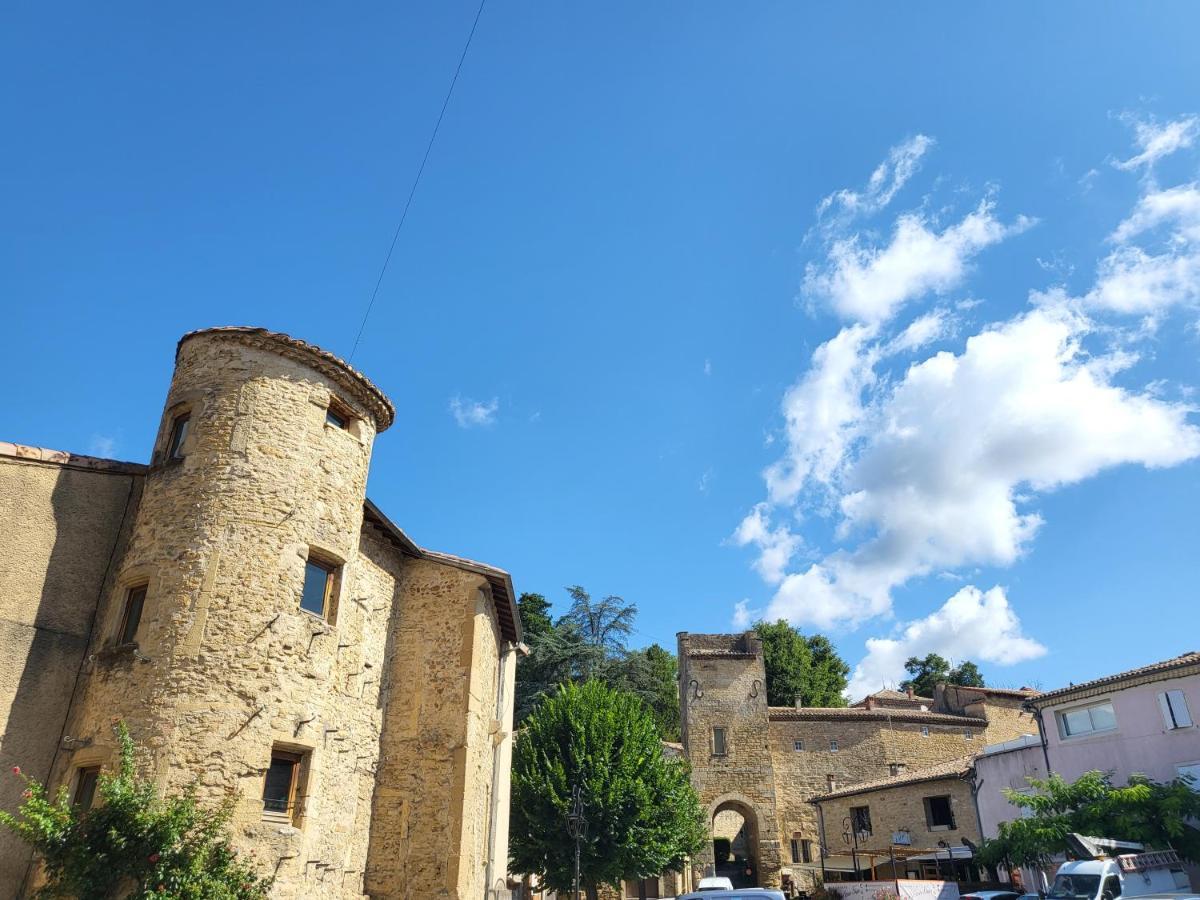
[514,587,680,739]
[753,620,850,707]
[510,680,707,898]
[976,770,1200,870]
[0,723,270,899]
[898,652,985,698]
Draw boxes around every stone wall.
[0,447,144,895]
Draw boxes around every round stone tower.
[54,328,397,896]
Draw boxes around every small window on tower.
[793,740,804,752]
[920,726,930,737]
[116,584,147,645]
[300,552,341,622]
[167,412,190,460]
[325,398,354,431]
[712,727,728,756]
[262,747,309,825]
[72,765,101,812]
[829,739,839,752]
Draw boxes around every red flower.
[21,789,31,799]
[148,852,161,863]
[11,766,20,775]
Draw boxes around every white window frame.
[1057,699,1117,739]
[793,740,804,752]
[1159,690,1193,730]
[920,726,930,737]
[829,739,839,752]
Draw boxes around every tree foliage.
[975,770,1200,870]
[514,587,680,739]
[0,723,270,899]
[898,653,985,698]
[510,680,707,897]
[753,620,849,707]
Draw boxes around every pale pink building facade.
[1029,651,1200,788]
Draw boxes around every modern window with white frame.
[1057,699,1117,738]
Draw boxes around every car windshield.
[1049,875,1101,900]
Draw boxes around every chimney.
[794,694,803,710]
[905,686,914,700]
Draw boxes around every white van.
[1049,851,1191,900]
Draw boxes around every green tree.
[510,681,707,899]
[608,644,681,741]
[975,770,1200,870]
[518,592,554,641]
[949,660,985,687]
[0,723,270,899]
[899,653,986,697]
[560,586,637,666]
[753,620,849,707]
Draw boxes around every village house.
[0,327,523,899]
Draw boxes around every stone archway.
[709,795,763,887]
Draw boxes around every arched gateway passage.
[710,798,761,887]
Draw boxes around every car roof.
[676,892,786,899]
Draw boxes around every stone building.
[0,327,523,900]
[676,632,1038,891]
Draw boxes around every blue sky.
[4,3,1199,699]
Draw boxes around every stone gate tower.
[677,632,784,889]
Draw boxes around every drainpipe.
[1028,702,1053,776]
[484,640,522,899]
[815,802,828,885]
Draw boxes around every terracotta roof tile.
[1032,651,1200,705]
[768,707,986,727]
[813,757,974,801]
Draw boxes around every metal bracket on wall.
[689,678,703,701]
[750,678,762,699]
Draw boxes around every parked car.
[962,892,1022,900]
[676,891,786,900]
[1050,855,1191,900]
[695,877,735,891]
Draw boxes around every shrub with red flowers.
[0,722,271,899]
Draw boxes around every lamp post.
[843,817,867,882]
[566,783,588,900]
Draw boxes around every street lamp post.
[566,784,588,900]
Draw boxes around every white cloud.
[88,435,117,457]
[732,600,753,630]
[804,201,1034,323]
[887,309,953,355]
[449,395,499,428]
[845,585,1046,701]
[763,324,878,506]
[1082,184,1200,316]
[1113,114,1199,171]
[818,135,935,223]
[731,502,802,585]
[704,358,713,376]
[699,467,715,494]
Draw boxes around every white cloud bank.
[735,121,1200,692]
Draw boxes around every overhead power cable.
[348,0,488,362]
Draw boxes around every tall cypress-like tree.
[510,681,707,898]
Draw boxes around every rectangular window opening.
[262,748,307,824]
[1159,690,1193,730]
[325,402,350,430]
[712,727,727,757]
[850,805,872,836]
[1059,700,1117,738]
[73,765,101,812]
[802,839,813,863]
[791,837,801,863]
[117,584,147,645]
[167,412,190,460]
[793,740,804,752]
[300,554,340,621]
[889,762,906,776]
[924,794,956,830]
[829,739,839,752]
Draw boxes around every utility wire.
[348,0,488,362]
